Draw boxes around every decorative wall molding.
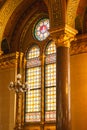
[70,34,87,55]
[0,52,19,69]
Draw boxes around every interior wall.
[0,67,15,130]
[71,53,87,130]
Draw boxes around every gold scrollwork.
[50,25,78,48]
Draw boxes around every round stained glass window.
[34,18,50,41]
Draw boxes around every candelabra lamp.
[8,73,29,130]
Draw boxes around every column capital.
[50,25,78,48]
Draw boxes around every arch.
[66,0,80,27]
[1,38,10,54]
[75,15,83,34]
[2,0,48,52]
[83,7,87,33]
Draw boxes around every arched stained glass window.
[45,41,56,121]
[34,18,49,41]
[25,45,41,122]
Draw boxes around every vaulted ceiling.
[0,0,87,52]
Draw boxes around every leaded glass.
[26,89,41,112]
[45,41,56,121]
[45,111,56,121]
[26,67,41,89]
[34,18,50,41]
[27,46,40,59]
[45,64,56,87]
[25,45,41,122]
[25,112,40,122]
[45,87,56,110]
[46,41,56,55]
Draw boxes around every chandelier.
[8,73,30,93]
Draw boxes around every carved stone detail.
[70,34,87,55]
[50,25,78,48]
[57,34,71,48]
[0,52,20,69]
[66,0,80,27]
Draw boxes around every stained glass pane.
[46,41,56,55]
[45,111,56,121]
[45,87,56,111]
[34,18,50,41]
[27,46,40,59]
[45,54,56,64]
[26,89,41,112]
[26,57,41,68]
[25,45,41,122]
[45,64,56,87]
[45,41,56,121]
[25,112,41,122]
[26,67,41,89]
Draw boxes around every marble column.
[56,45,70,130]
[50,26,77,130]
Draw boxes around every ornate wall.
[0,0,87,130]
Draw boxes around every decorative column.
[48,1,77,129]
[14,92,23,130]
[40,53,45,130]
[14,52,23,130]
[50,25,77,130]
[8,52,29,130]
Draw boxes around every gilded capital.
[50,25,78,48]
[57,34,71,48]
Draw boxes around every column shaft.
[56,47,71,130]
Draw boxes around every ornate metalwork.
[50,25,78,48]
[70,34,87,55]
[8,73,29,93]
[0,52,18,69]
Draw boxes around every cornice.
[0,52,19,69]
[70,34,87,55]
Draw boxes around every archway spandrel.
[66,0,80,27]
[0,0,23,42]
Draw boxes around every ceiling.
[0,0,87,52]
